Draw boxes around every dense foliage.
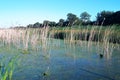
[24,10,120,28]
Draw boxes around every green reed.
[0,55,19,80]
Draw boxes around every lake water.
[0,39,120,80]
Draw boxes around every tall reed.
[0,25,119,59]
[49,25,120,59]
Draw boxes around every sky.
[0,0,120,28]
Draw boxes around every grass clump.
[21,49,29,54]
[0,55,19,80]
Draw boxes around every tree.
[27,24,33,28]
[43,20,50,27]
[58,19,65,27]
[49,21,56,27]
[27,22,42,28]
[67,13,78,26]
[80,12,91,23]
[110,11,120,25]
[96,10,114,25]
[74,17,82,25]
[33,22,42,28]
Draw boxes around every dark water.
[0,39,120,80]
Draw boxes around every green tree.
[67,13,77,26]
[80,12,91,22]
[74,17,82,25]
[58,19,65,26]
[96,10,114,25]
[33,22,42,28]
[27,24,33,28]
[43,20,50,27]
[49,21,56,27]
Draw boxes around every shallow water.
[0,39,120,80]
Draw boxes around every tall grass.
[0,27,49,52]
[0,25,120,58]
[0,27,50,79]
[0,25,120,79]
[0,55,19,80]
[49,25,120,59]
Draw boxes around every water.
[0,39,120,80]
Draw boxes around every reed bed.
[0,26,120,56]
[0,26,119,53]
[49,25,120,59]
[0,27,49,51]
[0,25,120,79]
[0,27,50,79]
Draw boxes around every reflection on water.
[0,39,120,80]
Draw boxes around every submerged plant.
[21,49,29,54]
[0,55,19,80]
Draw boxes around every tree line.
[26,10,120,28]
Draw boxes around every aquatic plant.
[0,25,120,60]
[0,25,119,80]
[0,55,19,80]
[49,25,120,59]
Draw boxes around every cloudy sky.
[0,0,120,28]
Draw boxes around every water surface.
[0,39,120,80]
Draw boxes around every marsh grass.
[0,27,49,51]
[0,26,119,58]
[0,25,120,79]
[49,25,120,59]
[0,55,19,80]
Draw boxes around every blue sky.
[0,0,120,28]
